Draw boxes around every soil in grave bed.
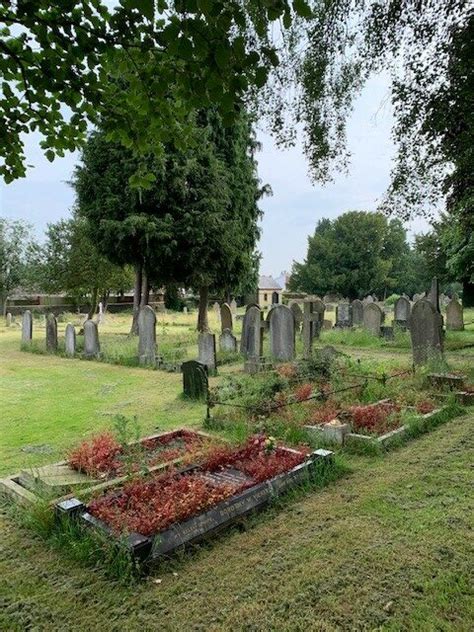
[86,436,310,537]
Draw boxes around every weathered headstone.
[412,293,424,302]
[64,323,76,357]
[302,298,325,359]
[83,319,100,358]
[219,328,237,352]
[183,306,188,314]
[182,361,208,400]
[46,313,58,352]
[5,312,12,327]
[230,299,238,317]
[363,303,384,336]
[428,277,440,313]
[290,302,304,332]
[240,305,262,359]
[323,319,332,330]
[363,295,374,304]
[335,302,352,328]
[268,304,295,361]
[21,310,33,345]
[220,303,233,333]
[213,302,220,321]
[138,305,157,365]
[409,298,444,365]
[198,332,217,375]
[394,296,411,328]
[446,298,464,331]
[351,300,364,326]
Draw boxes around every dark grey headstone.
[335,302,352,327]
[363,303,383,336]
[21,310,33,344]
[198,332,217,375]
[446,298,464,331]
[268,304,295,361]
[302,298,325,359]
[46,313,58,352]
[83,319,100,358]
[409,298,444,365]
[394,296,411,324]
[428,277,440,313]
[220,303,233,332]
[64,323,76,357]
[182,360,208,400]
[138,305,157,365]
[351,300,364,325]
[240,305,262,358]
[219,328,237,352]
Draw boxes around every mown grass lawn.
[1,313,473,631]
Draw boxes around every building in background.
[258,276,283,308]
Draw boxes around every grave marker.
[394,296,411,328]
[83,320,100,358]
[446,298,464,331]
[198,332,217,375]
[138,305,157,365]
[182,361,208,400]
[230,299,237,317]
[268,304,295,361]
[46,313,58,352]
[302,298,325,359]
[65,324,76,357]
[335,302,352,328]
[220,303,233,332]
[5,312,12,327]
[21,310,33,345]
[363,303,384,336]
[240,305,262,359]
[428,277,440,312]
[219,328,237,352]
[409,298,444,365]
[351,299,363,326]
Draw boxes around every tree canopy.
[288,211,429,299]
[0,218,36,315]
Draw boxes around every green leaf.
[45,150,55,162]
[293,0,312,19]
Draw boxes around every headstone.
[46,314,58,352]
[290,302,304,332]
[268,304,295,362]
[409,298,444,365]
[5,312,12,327]
[183,306,188,314]
[351,300,364,326]
[182,361,208,400]
[446,298,464,331]
[363,303,384,336]
[323,319,332,330]
[240,305,262,358]
[428,277,440,313]
[83,319,100,358]
[413,293,424,302]
[213,302,220,321]
[394,296,411,328]
[302,298,325,359]
[230,299,237,317]
[21,310,33,344]
[198,332,217,375]
[380,325,394,341]
[220,303,233,333]
[363,295,374,304]
[64,323,76,357]
[219,328,237,352]
[335,302,352,328]
[138,305,157,365]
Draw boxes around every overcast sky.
[0,73,431,277]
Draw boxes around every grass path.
[1,412,473,631]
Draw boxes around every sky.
[0,73,431,277]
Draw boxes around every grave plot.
[0,429,218,505]
[57,435,334,561]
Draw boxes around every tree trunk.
[86,286,99,321]
[140,269,150,307]
[101,290,110,313]
[0,294,6,318]
[197,285,210,332]
[130,263,142,335]
[463,278,474,307]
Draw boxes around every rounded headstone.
[46,313,58,352]
[198,332,217,375]
[446,298,464,331]
[64,323,76,357]
[268,304,295,361]
[409,298,444,365]
[83,319,100,358]
[220,303,233,333]
[351,300,364,326]
[5,312,12,327]
[241,305,262,358]
[219,328,237,352]
[21,310,33,344]
[363,303,383,336]
[394,296,411,322]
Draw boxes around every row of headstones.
[213,300,237,325]
[20,306,159,365]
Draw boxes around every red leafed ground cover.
[349,402,401,435]
[88,436,308,536]
[68,430,204,478]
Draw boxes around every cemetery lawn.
[1,410,472,630]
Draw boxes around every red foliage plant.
[68,433,123,478]
[416,400,436,414]
[310,401,340,425]
[294,383,313,402]
[349,403,401,436]
[88,435,308,536]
